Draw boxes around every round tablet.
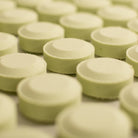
[0,0,16,12]
[126,45,138,77]
[111,0,132,5]
[18,22,64,53]
[119,83,138,130]
[43,38,95,74]
[0,32,17,56]
[0,53,46,92]
[73,0,111,13]
[127,18,138,34]
[17,0,51,10]
[132,0,138,12]
[17,73,82,123]
[0,93,17,132]
[0,127,53,138]
[76,58,134,99]
[0,8,38,35]
[56,103,132,138]
[98,5,137,27]
[91,27,137,59]
[60,12,103,41]
[37,1,77,23]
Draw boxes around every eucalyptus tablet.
[126,45,138,77]
[73,0,111,13]
[0,93,17,132]
[0,32,17,56]
[0,8,38,35]
[60,12,103,40]
[0,53,46,92]
[43,38,95,74]
[98,5,137,27]
[111,0,132,6]
[56,103,132,138]
[0,0,16,12]
[127,19,138,34]
[18,73,82,123]
[91,27,137,59]
[18,22,64,53]
[120,83,138,130]
[77,58,134,99]
[0,127,53,138]
[37,1,77,23]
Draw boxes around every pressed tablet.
[0,53,46,92]
[120,83,138,130]
[91,27,137,59]
[17,0,51,9]
[43,38,95,74]
[127,19,138,34]
[0,93,17,132]
[0,0,16,12]
[18,22,64,53]
[77,58,134,99]
[126,45,138,77]
[0,8,38,35]
[37,1,77,23]
[111,0,132,5]
[56,103,132,138]
[18,73,82,123]
[0,127,53,138]
[73,0,111,13]
[98,5,137,27]
[60,12,103,41]
[132,0,138,12]
[0,32,17,56]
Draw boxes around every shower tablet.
[0,53,46,92]
[98,5,137,27]
[56,103,132,138]
[37,1,77,23]
[120,83,138,130]
[17,73,82,123]
[0,93,17,132]
[0,0,16,12]
[18,22,64,53]
[126,45,138,77]
[60,12,103,41]
[0,32,17,56]
[127,19,138,34]
[76,58,134,99]
[0,8,38,35]
[91,27,137,59]
[43,38,95,74]
[0,127,53,138]
[73,0,111,13]
[111,0,132,6]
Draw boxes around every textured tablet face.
[56,103,132,138]
[77,58,134,99]
[43,38,95,74]
[128,19,138,33]
[17,73,82,122]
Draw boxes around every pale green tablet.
[43,38,95,74]
[77,58,134,99]
[111,0,132,6]
[91,27,137,59]
[119,83,138,130]
[98,5,137,27]
[56,103,132,138]
[0,127,53,138]
[132,0,138,12]
[127,19,138,33]
[17,73,82,123]
[0,32,17,56]
[73,0,111,13]
[60,12,103,41]
[18,22,64,53]
[126,45,138,77]
[0,8,38,35]
[17,0,51,10]
[37,1,77,23]
[0,93,17,132]
[0,0,16,12]
[0,53,46,92]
